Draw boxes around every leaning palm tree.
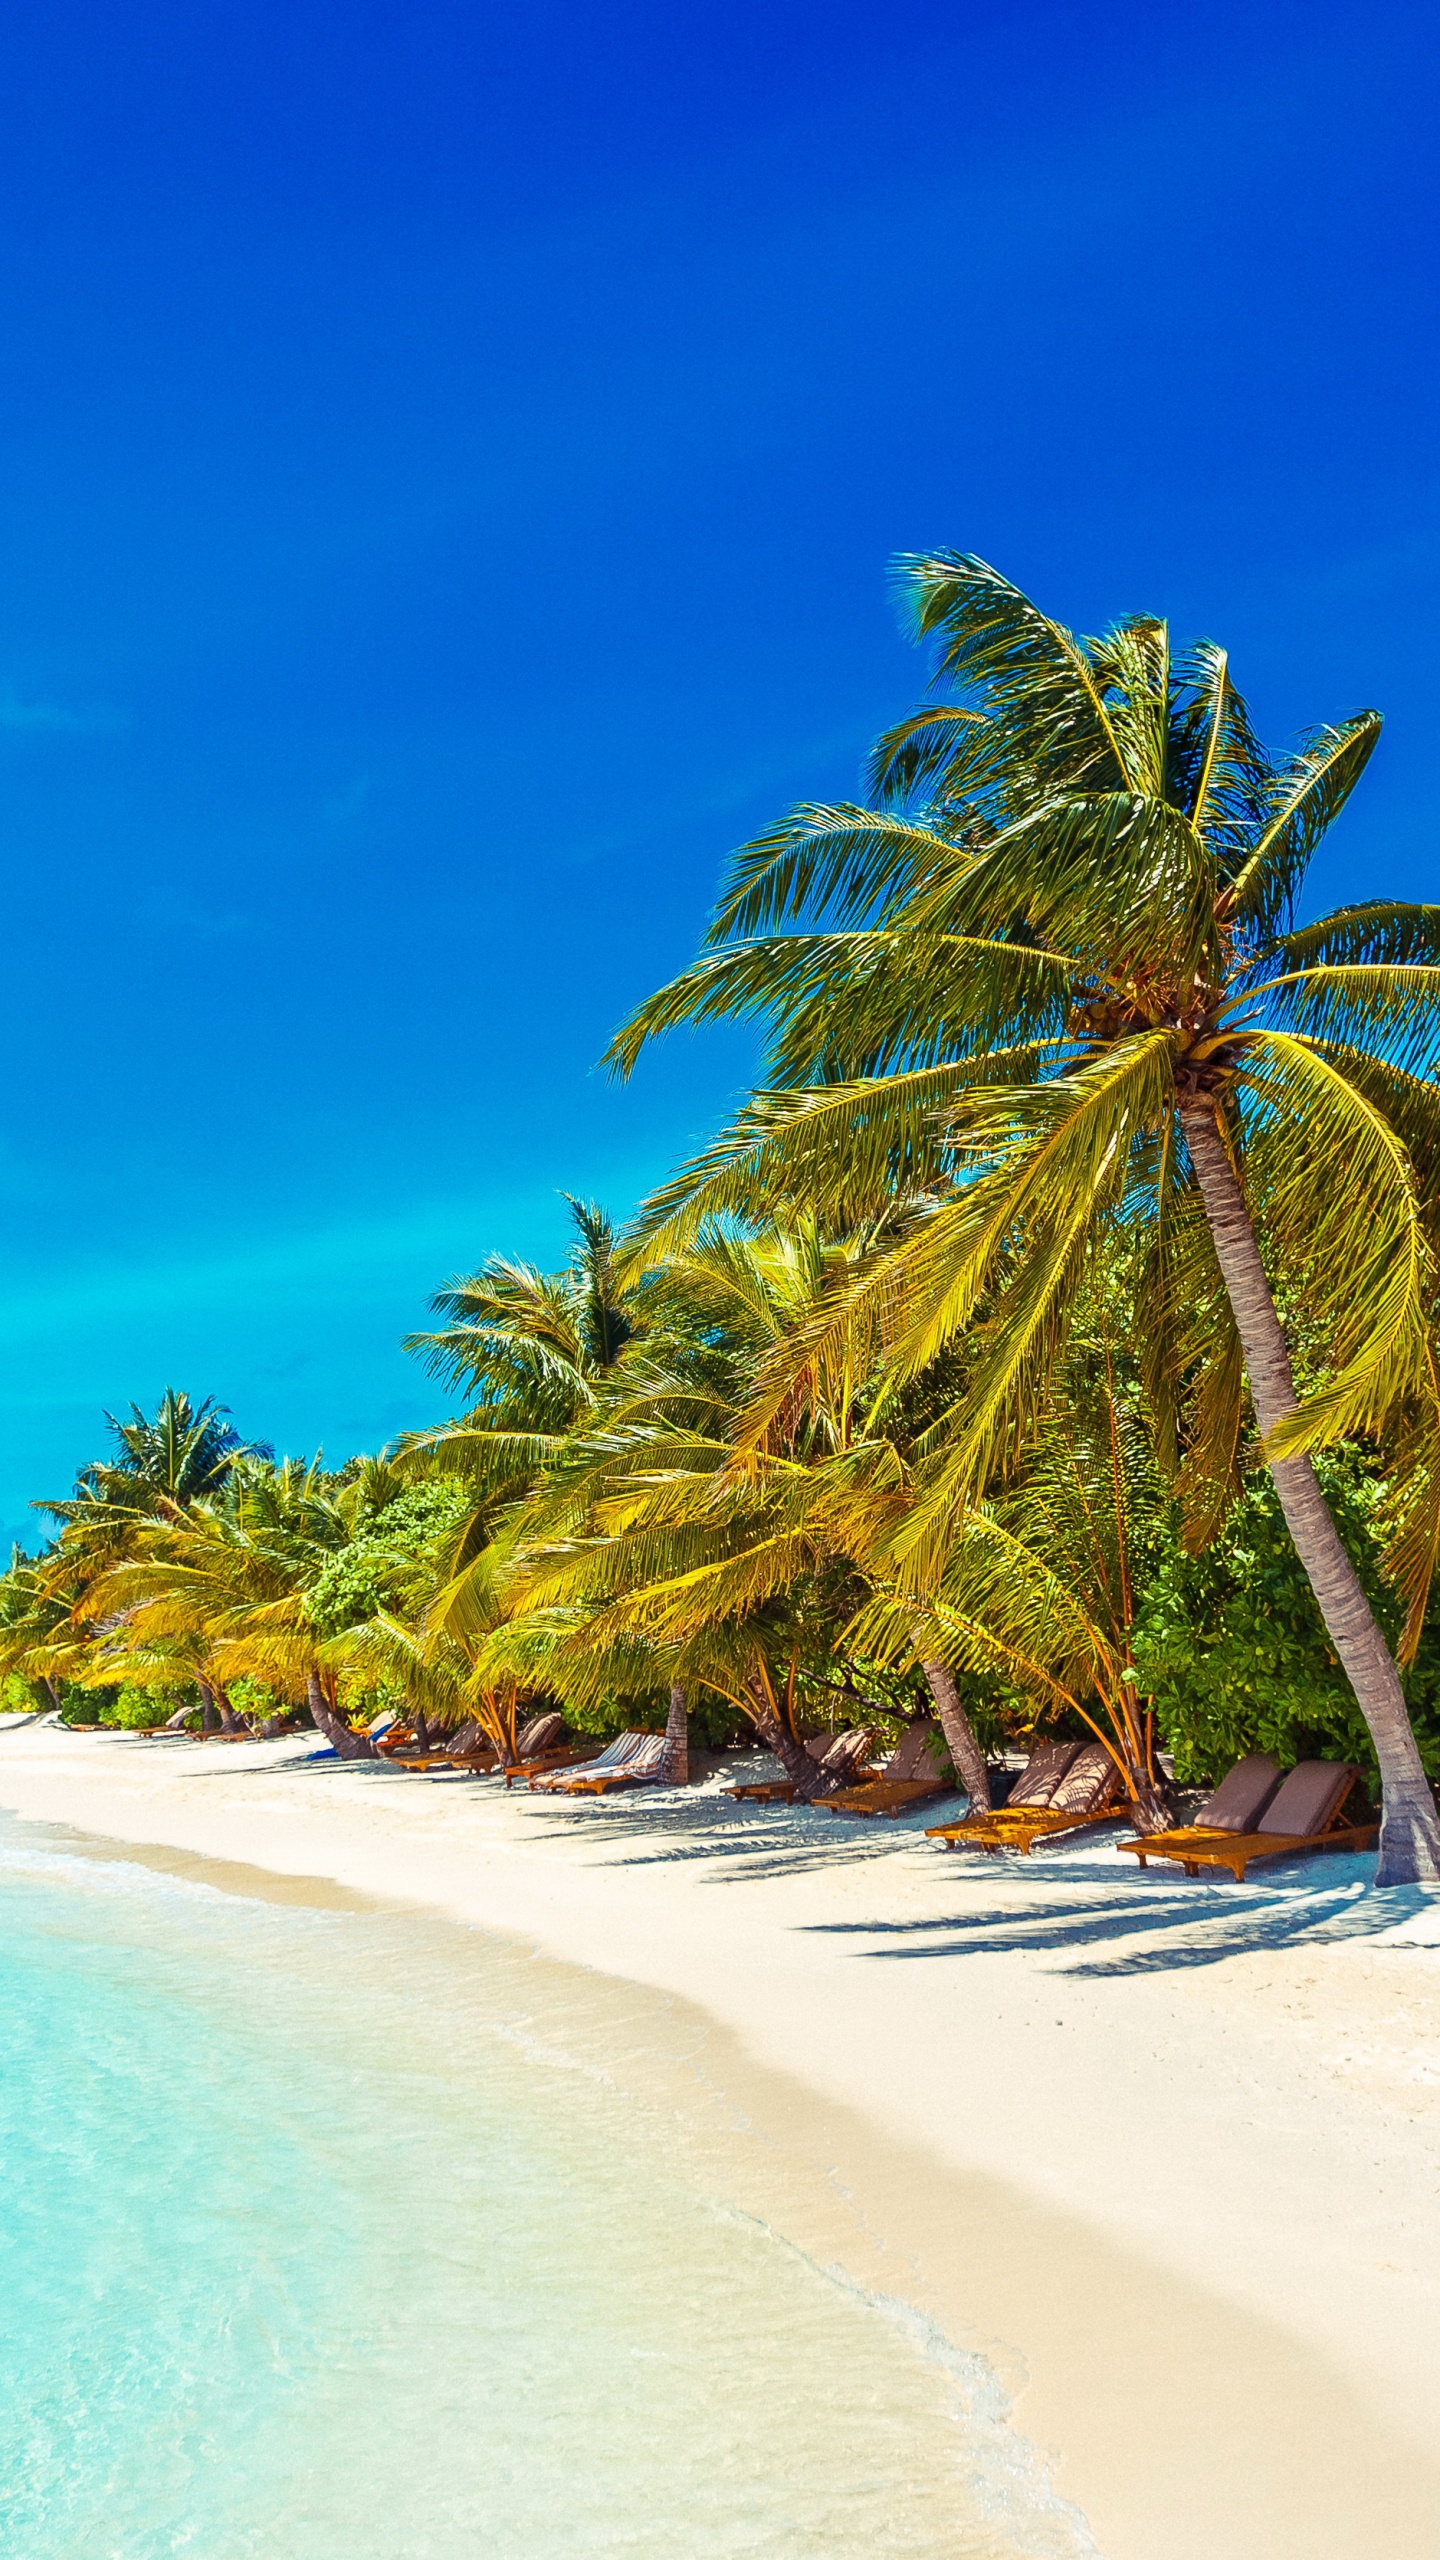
[0,1545,92,1710]
[857,1323,1174,1825]
[102,1459,378,1757]
[501,1219,987,1802]
[609,556,1440,1882]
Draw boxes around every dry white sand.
[3,1716,1439,2559]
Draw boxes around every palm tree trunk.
[214,1686,247,1734]
[306,1668,376,1761]
[658,1682,689,1786]
[197,1681,221,1733]
[1180,1098,1440,1884]
[746,1677,828,1801]
[914,1646,991,1810]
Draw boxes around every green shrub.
[1133,1454,1440,1787]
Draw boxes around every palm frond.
[1226,713,1383,933]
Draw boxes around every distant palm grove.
[5,559,1440,1883]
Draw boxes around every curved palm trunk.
[214,1685,248,1734]
[254,1708,302,1739]
[658,1682,689,1786]
[306,1668,376,1761]
[1181,1099,1440,1885]
[914,1647,991,1811]
[1094,1695,1172,1834]
[745,1676,829,1802]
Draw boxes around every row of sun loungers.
[926,1743,1376,1880]
[373,1705,1378,1882]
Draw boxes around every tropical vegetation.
[4,558,1438,1884]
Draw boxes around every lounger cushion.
[882,1722,942,1783]
[517,1710,566,1757]
[1257,1760,1357,1838]
[1006,1742,1083,1808]
[1046,1743,1121,1816]
[1195,1753,1281,1832]
[809,1727,869,1774]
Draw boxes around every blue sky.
[0,0,1436,1540]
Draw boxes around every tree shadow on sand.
[802,1853,1438,1976]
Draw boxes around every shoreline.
[2,1720,1439,2557]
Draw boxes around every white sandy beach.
[2,1716,1438,2560]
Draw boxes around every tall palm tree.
[608,556,1440,1882]
[46,1390,252,1529]
[400,1197,648,1497]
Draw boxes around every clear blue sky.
[1,0,1436,1540]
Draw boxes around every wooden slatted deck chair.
[530,1730,667,1796]
[499,1713,603,1788]
[1116,1759,1377,1882]
[817,1720,955,1820]
[1105,1751,1280,1860]
[926,1740,1124,1855]
[444,1711,565,1774]
[388,1710,576,1778]
[727,1727,875,1805]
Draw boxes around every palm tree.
[857,1320,1174,1825]
[399,1198,649,1497]
[0,1545,91,1710]
[98,1459,378,1757]
[502,1218,992,1801]
[608,556,1440,1882]
[44,1390,253,1534]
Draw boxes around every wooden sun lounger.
[926,1740,1124,1853]
[534,1732,668,1796]
[727,1728,876,1805]
[926,1802,1123,1855]
[822,1776,952,1819]
[817,1721,954,1818]
[543,1730,666,1792]
[505,1745,602,1789]
[387,1750,464,1771]
[1116,1759,1376,1882]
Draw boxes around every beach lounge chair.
[1116,1758,1377,1882]
[726,1727,875,1805]
[495,1713,609,1786]
[926,1739,1124,1854]
[386,1711,572,1777]
[817,1720,955,1819]
[530,1730,667,1795]
[442,1711,565,1774]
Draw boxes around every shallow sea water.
[0,1808,1094,2559]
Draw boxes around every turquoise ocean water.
[0,1809,1094,2558]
